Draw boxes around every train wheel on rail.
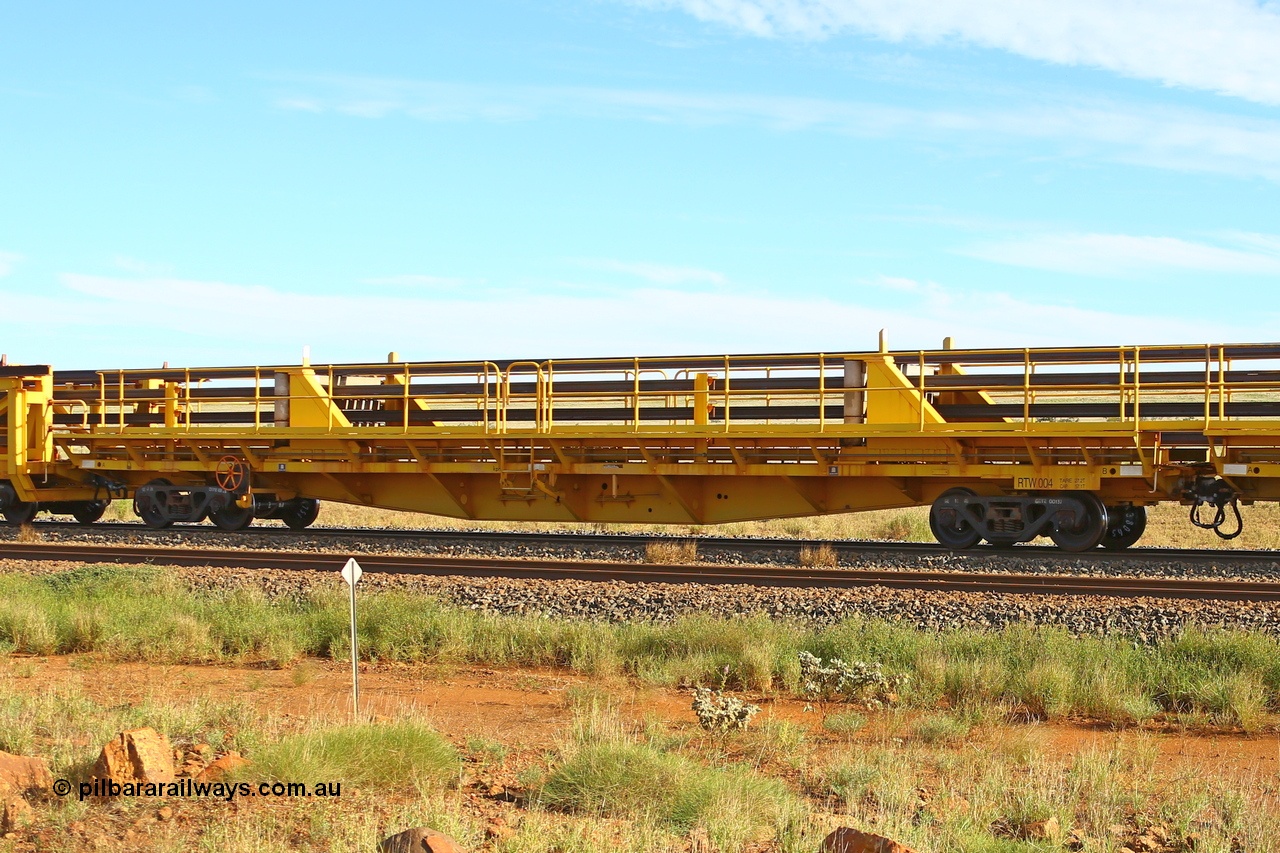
[1049,491,1108,552]
[281,498,320,531]
[210,498,256,532]
[71,500,109,525]
[2,501,38,525]
[1101,504,1146,550]
[929,487,982,549]
[135,479,174,529]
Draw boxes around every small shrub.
[798,651,908,705]
[691,688,760,733]
[645,541,698,564]
[798,544,838,568]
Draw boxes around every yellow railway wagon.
[4,339,1280,551]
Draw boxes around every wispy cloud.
[575,258,729,286]
[360,274,475,289]
[0,251,22,278]
[635,0,1280,106]
[2,271,1258,369]
[963,232,1280,277]
[271,76,1280,180]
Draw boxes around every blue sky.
[2,1,1279,368]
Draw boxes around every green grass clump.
[822,711,866,735]
[911,713,971,744]
[251,720,459,789]
[536,740,797,850]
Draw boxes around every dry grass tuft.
[15,524,41,544]
[645,541,698,564]
[798,544,838,568]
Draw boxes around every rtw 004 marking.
[1015,476,1091,491]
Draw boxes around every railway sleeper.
[929,489,1117,552]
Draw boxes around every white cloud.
[272,76,1280,180]
[0,251,21,278]
[637,0,1280,106]
[361,274,474,288]
[964,232,1280,276]
[3,271,1259,369]
[576,259,729,286]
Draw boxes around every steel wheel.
[1049,491,1108,552]
[135,479,173,529]
[282,498,320,531]
[71,500,109,525]
[3,501,38,525]
[1101,505,1147,550]
[929,487,982,549]
[210,497,256,531]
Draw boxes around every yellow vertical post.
[694,372,709,426]
[164,382,178,428]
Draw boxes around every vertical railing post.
[1021,350,1031,428]
[918,350,926,431]
[722,356,731,432]
[632,359,641,431]
[818,356,826,431]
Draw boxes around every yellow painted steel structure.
[3,340,1280,536]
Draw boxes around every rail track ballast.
[3,338,1280,551]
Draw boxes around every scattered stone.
[195,752,250,783]
[483,822,515,843]
[377,827,464,853]
[92,728,175,786]
[821,827,919,853]
[0,752,52,796]
[1023,816,1061,841]
[2,798,34,832]
[157,806,173,822]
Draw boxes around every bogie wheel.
[71,501,109,525]
[1049,491,1109,552]
[929,487,982,549]
[135,478,174,529]
[1101,505,1147,550]
[210,498,256,532]
[3,501,38,525]
[282,498,320,531]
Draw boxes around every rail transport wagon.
[3,339,1279,551]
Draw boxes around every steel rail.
[21,520,1280,566]
[2,541,1279,602]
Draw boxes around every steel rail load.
[3,338,1280,550]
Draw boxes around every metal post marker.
[340,557,363,722]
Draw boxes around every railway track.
[2,541,1279,602]
[18,520,1280,566]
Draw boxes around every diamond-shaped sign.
[340,557,363,586]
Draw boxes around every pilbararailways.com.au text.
[58,778,343,802]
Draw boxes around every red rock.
[821,827,920,853]
[0,752,53,796]
[2,798,34,832]
[377,826,465,853]
[195,753,251,783]
[92,728,176,787]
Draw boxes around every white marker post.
[340,557,363,722]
